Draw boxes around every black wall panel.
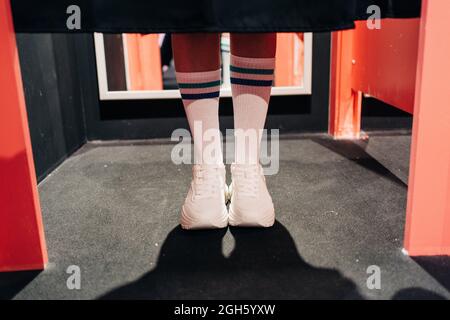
[17,34,87,181]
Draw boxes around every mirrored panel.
[94,33,312,100]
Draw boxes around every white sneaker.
[181,164,229,230]
[229,164,275,228]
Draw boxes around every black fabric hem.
[11,0,421,34]
[14,22,358,34]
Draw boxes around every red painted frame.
[0,0,48,271]
[404,0,450,255]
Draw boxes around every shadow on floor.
[413,256,450,293]
[100,222,363,299]
[311,137,407,188]
[392,288,447,300]
[0,271,41,299]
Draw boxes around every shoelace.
[232,164,261,198]
[193,165,223,199]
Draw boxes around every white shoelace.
[193,165,224,199]
[232,164,261,198]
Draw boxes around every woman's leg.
[231,33,277,58]
[228,33,277,228]
[172,33,220,72]
[172,33,222,165]
[172,33,228,230]
[230,33,277,165]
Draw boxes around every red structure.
[0,0,47,271]
[330,0,450,255]
[0,0,449,272]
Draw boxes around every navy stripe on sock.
[230,78,273,87]
[230,65,274,75]
[181,91,220,100]
[178,80,221,89]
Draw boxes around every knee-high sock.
[230,55,275,165]
[176,69,223,165]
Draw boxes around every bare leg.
[231,33,277,58]
[172,33,221,72]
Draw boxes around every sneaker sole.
[228,207,275,228]
[180,206,229,230]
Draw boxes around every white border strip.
[122,34,132,90]
[94,33,109,99]
[302,32,313,95]
[94,32,313,101]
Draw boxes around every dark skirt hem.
[11,0,421,34]
[13,22,359,34]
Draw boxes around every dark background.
[16,33,412,182]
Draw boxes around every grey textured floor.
[2,132,450,300]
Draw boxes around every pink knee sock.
[176,69,223,165]
[230,54,275,165]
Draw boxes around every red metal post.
[404,0,450,256]
[329,30,363,140]
[0,0,48,271]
